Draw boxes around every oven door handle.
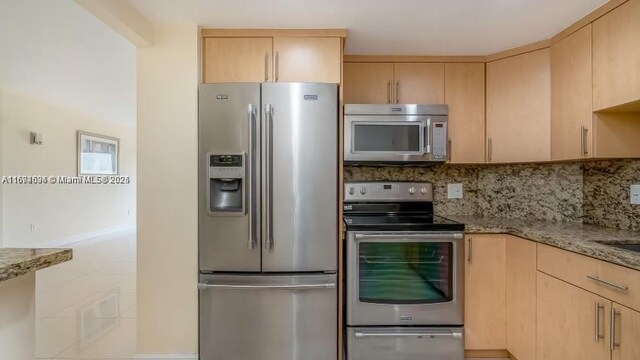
[354,233,463,241]
[354,330,463,339]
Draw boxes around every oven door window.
[352,123,422,153]
[358,242,453,304]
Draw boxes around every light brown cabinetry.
[486,48,551,163]
[343,63,393,104]
[505,237,536,360]
[612,304,640,360]
[393,63,444,104]
[343,62,444,104]
[202,35,342,84]
[551,25,593,161]
[203,37,273,83]
[464,235,506,350]
[537,272,611,360]
[273,37,341,83]
[444,63,485,163]
[593,0,640,111]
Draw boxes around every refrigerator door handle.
[264,104,274,250]
[354,330,463,339]
[198,282,336,290]
[248,104,258,250]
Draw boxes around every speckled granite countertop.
[0,248,72,282]
[444,216,640,271]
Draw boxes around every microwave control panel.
[431,120,447,160]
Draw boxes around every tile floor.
[33,230,504,360]
[35,231,136,359]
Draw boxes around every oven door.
[346,231,464,326]
[344,116,430,163]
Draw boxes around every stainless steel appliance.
[198,83,338,360]
[344,104,448,164]
[344,182,465,360]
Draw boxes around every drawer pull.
[586,275,629,292]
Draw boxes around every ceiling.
[129,0,607,55]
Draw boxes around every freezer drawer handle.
[198,282,336,290]
[355,233,463,241]
[354,331,463,339]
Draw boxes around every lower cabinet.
[464,234,506,350]
[537,272,640,360]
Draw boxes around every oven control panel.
[344,182,433,202]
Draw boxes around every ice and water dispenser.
[208,154,245,214]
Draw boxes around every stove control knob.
[420,187,427,194]
[360,187,367,195]
[348,187,355,195]
[408,187,416,194]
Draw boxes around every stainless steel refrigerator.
[198,82,338,360]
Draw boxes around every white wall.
[0,0,137,246]
[137,24,198,356]
[1,89,136,246]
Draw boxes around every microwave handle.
[424,118,432,154]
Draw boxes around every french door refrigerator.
[198,82,338,360]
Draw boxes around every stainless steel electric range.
[344,182,465,360]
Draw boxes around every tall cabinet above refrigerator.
[198,82,338,360]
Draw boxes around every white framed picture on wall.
[77,131,119,175]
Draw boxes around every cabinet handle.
[610,307,620,351]
[594,302,604,341]
[447,139,452,161]
[582,126,589,156]
[487,138,493,162]
[467,237,472,263]
[275,51,279,82]
[396,81,400,104]
[264,52,269,81]
[387,81,391,104]
[586,275,629,292]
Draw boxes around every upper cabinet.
[444,63,485,163]
[273,37,341,83]
[486,48,551,163]
[550,25,592,161]
[394,63,444,104]
[203,37,273,83]
[343,63,394,103]
[202,31,344,84]
[593,0,640,111]
[343,62,444,104]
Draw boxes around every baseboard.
[465,349,511,358]
[20,224,136,248]
[135,355,198,360]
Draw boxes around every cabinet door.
[551,25,592,161]
[593,0,640,111]
[505,236,536,360]
[486,48,551,163]
[203,37,272,83]
[273,37,341,83]
[537,272,611,360]
[394,63,445,104]
[444,63,485,163]
[343,63,394,104]
[612,304,640,360]
[464,235,506,350]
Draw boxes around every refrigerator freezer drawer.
[346,327,464,360]
[199,273,338,360]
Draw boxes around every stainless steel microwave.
[344,104,448,164]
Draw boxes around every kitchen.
[3,0,636,359]
[190,0,640,357]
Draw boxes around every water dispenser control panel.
[208,153,245,215]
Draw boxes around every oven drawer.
[347,327,464,360]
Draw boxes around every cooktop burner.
[343,181,465,232]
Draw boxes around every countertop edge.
[0,248,73,283]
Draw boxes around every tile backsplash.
[345,159,640,230]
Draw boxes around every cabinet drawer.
[537,244,640,312]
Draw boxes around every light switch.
[631,185,640,205]
[448,183,463,199]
